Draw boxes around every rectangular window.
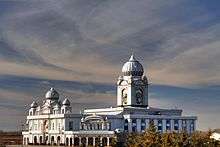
[141,119,146,131]
[157,120,162,132]
[182,120,187,131]
[69,121,73,131]
[166,120,171,131]
[132,119,137,132]
[174,120,179,131]
[190,120,194,132]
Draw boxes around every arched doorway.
[51,136,54,145]
[102,137,107,146]
[110,138,114,146]
[88,137,93,146]
[34,136,37,144]
[57,136,61,145]
[45,136,48,145]
[23,137,26,145]
[81,137,86,146]
[70,138,73,146]
[66,137,69,146]
[95,137,100,146]
[74,137,79,146]
[27,137,29,145]
[39,136,43,144]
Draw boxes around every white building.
[22,54,197,146]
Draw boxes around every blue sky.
[0,0,220,131]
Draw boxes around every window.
[174,120,179,131]
[182,120,187,131]
[190,120,194,132]
[166,120,171,131]
[69,121,73,131]
[157,120,162,132]
[141,119,146,131]
[52,123,55,130]
[108,123,111,130]
[132,119,137,132]
[62,109,64,114]
[58,123,61,130]
[34,124,37,130]
[124,119,128,131]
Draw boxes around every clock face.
[136,89,143,104]
[122,89,127,105]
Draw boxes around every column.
[128,119,132,132]
[186,120,190,133]
[136,119,141,132]
[93,137,96,146]
[107,137,110,146]
[154,119,158,131]
[162,119,166,133]
[100,137,103,146]
[72,136,74,147]
[145,119,149,129]
[194,120,196,131]
[79,137,81,146]
[171,119,174,132]
[178,120,182,132]
[86,137,88,146]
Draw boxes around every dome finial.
[45,87,59,100]
[129,49,136,61]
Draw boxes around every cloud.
[0,0,220,130]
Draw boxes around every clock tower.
[117,54,148,107]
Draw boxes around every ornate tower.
[117,54,148,107]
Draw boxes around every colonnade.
[23,135,115,146]
[125,118,195,133]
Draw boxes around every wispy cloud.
[0,0,220,130]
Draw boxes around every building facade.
[22,55,197,146]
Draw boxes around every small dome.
[30,101,38,108]
[45,88,59,100]
[122,54,144,76]
[62,98,70,106]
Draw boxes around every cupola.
[122,54,144,76]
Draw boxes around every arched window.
[124,119,128,131]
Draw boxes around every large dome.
[45,87,59,100]
[122,54,144,76]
